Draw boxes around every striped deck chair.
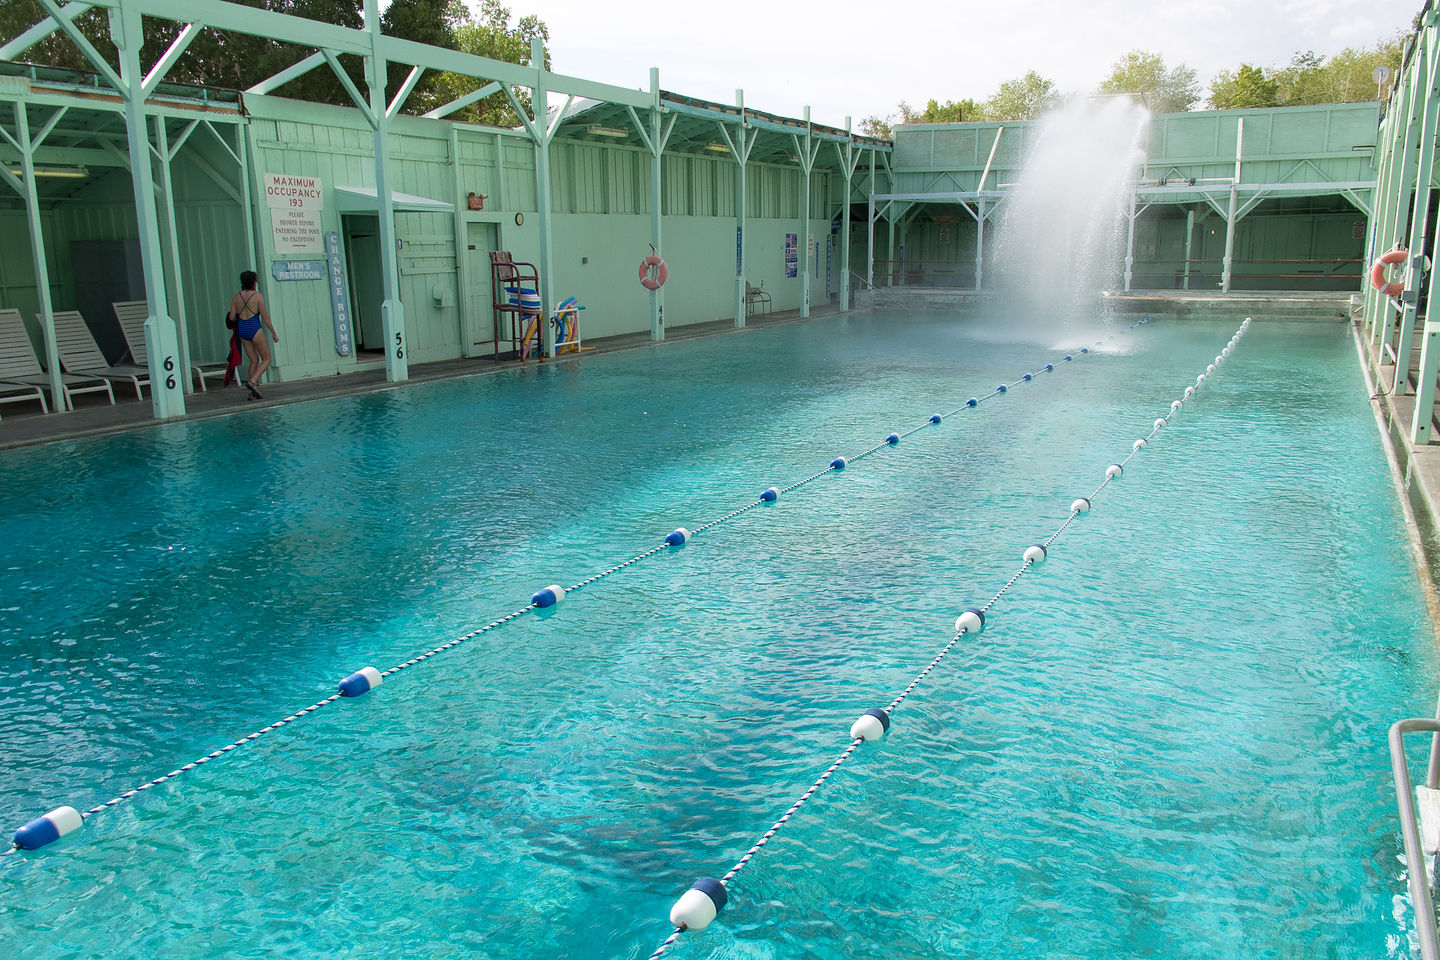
[0,308,113,411]
[49,309,150,400]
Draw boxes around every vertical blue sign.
[736,227,743,277]
[325,231,352,357]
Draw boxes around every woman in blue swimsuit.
[227,270,279,400]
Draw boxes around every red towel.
[222,332,242,385]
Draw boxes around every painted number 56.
[394,332,404,360]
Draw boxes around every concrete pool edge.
[1353,318,1440,627]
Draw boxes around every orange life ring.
[639,254,667,290]
[1371,247,1407,297]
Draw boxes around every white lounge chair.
[0,308,113,411]
[112,301,227,392]
[48,309,150,400]
[0,380,48,416]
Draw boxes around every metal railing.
[1390,716,1440,960]
[866,257,1363,292]
[848,270,913,312]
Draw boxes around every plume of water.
[990,97,1150,336]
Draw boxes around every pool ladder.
[1390,712,1440,960]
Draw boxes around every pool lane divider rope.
[646,318,1252,957]
[4,318,1158,857]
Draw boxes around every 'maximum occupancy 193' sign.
[265,173,324,255]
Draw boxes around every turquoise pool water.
[0,313,1434,959]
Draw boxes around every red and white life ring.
[639,254,668,290]
[1371,247,1407,297]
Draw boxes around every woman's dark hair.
[240,270,258,291]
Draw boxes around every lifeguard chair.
[489,251,541,360]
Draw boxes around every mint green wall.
[243,93,830,378]
[5,89,838,382]
[1130,204,1365,291]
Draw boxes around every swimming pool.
[1,311,1434,958]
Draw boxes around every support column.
[1220,118,1243,294]
[1376,39,1429,344]
[726,90,751,328]
[866,150,876,288]
[1123,187,1137,292]
[1395,35,1440,396]
[795,107,814,319]
[1183,208,1195,289]
[838,118,854,313]
[887,215,896,286]
[113,4,183,418]
[975,200,986,292]
[649,68,665,341]
[153,116,193,394]
[365,0,407,381]
[11,104,63,410]
[531,37,556,357]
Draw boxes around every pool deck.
[0,305,827,452]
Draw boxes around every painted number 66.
[163,355,176,390]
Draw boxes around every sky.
[483,0,1420,127]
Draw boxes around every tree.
[1096,50,1199,113]
[428,0,550,126]
[898,98,984,124]
[380,0,464,113]
[0,0,484,112]
[1207,64,1280,109]
[984,71,1060,121]
[859,115,892,139]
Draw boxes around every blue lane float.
[13,806,83,851]
[669,877,728,932]
[954,608,985,635]
[6,323,1160,860]
[338,667,384,698]
[849,707,891,742]
[643,320,1251,958]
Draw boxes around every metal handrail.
[1389,716,1440,960]
[847,269,913,312]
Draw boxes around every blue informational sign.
[785,232,798,279]
[271,260,327,281]
[736,227,742,277]
[324,231,353,357]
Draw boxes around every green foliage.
[1206,32,1404,109]
[428,0,550,126]
[858,115,892,139]
[0,0,541,116]
[898,98,984,124]
[1207,64,1281,109]
[983,71,1060,121]
[1096,50,1199,113]
[380,0,464,113]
